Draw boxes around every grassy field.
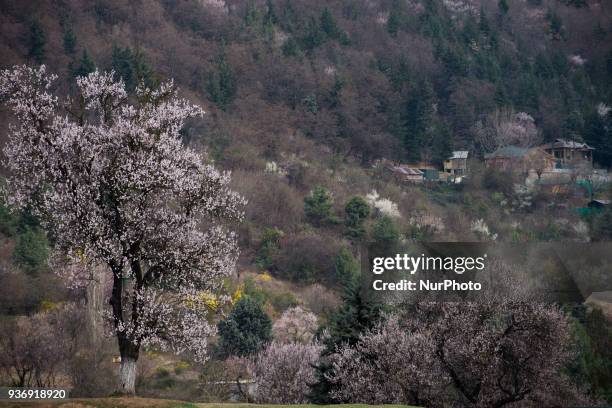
[0,398,417,408]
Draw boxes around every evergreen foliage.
[304,186,336,227]
[27,20,46,64]
[309,277,383,403]
[344,196,370,238]
[217,296,273,357]
[71,49,96,78]
[206,44,237,110]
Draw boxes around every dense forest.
[1,0,612,405]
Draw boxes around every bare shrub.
[0,303,83,387]
[272,232,341,283]
[300,283,341,317]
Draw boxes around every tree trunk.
[118,355,137,395]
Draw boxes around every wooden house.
[540,139,594,169]
[386,164,424,183]
[484,146,556,174]
[443,151,469,176]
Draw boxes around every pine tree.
[344,196,370,239]
[111,44,134,90]
[479,8,490,34]
[387,7,401,37]
[334,247,360,285]
[403,80,434,161]
[320,7,339,40]
[12,225,48,275]
[63,25,76,55]
[27,20,46,64]
[498,0,509,15]
[264,0,277,25]
[217,296,272,357]
[206,44,237,110]
[304,186,335,226]
[431,123,453,166]
[302,17,324,51]
[309,277,383,403]
[132,48,158,89]
[71,49,96,78]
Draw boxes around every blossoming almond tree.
[0,65,245,394]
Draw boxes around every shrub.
[371,215,400,244]
[300,284,341,318]
[217,297,272,357]
[344,196,370,238]
[482,167,514,195]
[255,227,283,270]
[272,232,340,283]
[334,247,359,285]
[304,186,337,226]
[12,226,49,274]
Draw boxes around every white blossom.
[0,65,245,375]
[597,102,611,117]
[471,218,497,241]
[272,306,318,344]
[365,190,401,218]
[569,54,586,66]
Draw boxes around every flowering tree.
[272,306,318,344]
[250,341,322,404]
[328,315,442,407]
[0,65,244,394]
[328,299,586,407]
[475,110,542,153]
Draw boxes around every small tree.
[62,25,76,55]
[474,110,542,154]
[334,247,360,285]
[12,225,49,275]
[206,44,237,110]
[304,186,335,226]
[309,278,383,403]
[272,306,318,344]
[320,8,339,40]
[251,341,322,403]
[372,215,400,244]
[217,296,272,357]
[0,66,244,394]
[328,316,440,406]
[71,50,96,78]
[0,304,83,387]
[344,196,370,238]
[27,20,46,64]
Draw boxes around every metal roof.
[540,139,594,150]
[449,150,469,159]
[484,146,529,159]
[388,166,424,175]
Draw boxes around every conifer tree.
[206,44,237,110]
[309,276,383,403]
[71,49,96,78]
[63,26,76,55]
[217,296,272,357]
[320,8,339,40]
[27,20,46,64]
[111,44,135,90]
[403,80,434,161]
